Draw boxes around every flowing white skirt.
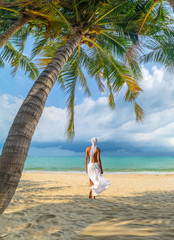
[88,162,111,196]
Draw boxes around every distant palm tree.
[0,0,173,214]
[0,13,30,49]
[0,3,39,77]
[0,0,64,78]
[0,0,61,48]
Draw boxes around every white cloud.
[141,65,164,89]
[0,94,23,139]
[1,66,174,152]
[140,65,174,112]
[34,106,67,142]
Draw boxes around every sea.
[24,156,174,174]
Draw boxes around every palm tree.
[0,0,64,78]
[0,0,173,215]
[0,10,40,79]
[0,14,30,49]
[167,0,174,8]
[0,0,62,49]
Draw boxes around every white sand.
[1,173,174,239]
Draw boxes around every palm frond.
[34,40,68,68]
[0,54,4,67]
[84,38,142,97]
[35,57,52,69]
[1,41,39,79]
[135,102,144,122]
[77,65,91,97]
[31,37,49,59]
[80,46,106,92]
[125,44,142,80]
[100,32,127,57]
[73,0,80,23]
[64,63,77,139]
[0,7,19,14]
[123,74,142,100]
[11,25,31,53]
[24,8,59,22]
[91,0,127,26]
[75,43,91,96]
[53,44,92,139]
[138,0,159,35]
[50,3,72,29]
[141,35,174,72]
[57,71,65,90]
[108,85,116,109]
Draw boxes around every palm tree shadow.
[1,180,174,240]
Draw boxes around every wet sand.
[1,172,174,239]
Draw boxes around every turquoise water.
[24,156,174,173]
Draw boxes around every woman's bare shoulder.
[96,147,100,152]
[86,146,91,151]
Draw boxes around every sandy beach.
[1,172,174,239]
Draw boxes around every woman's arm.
[85,148,88,173]
[97,149,103,174]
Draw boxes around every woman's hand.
[101,169,103,174]
[86,168,88,173]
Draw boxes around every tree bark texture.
[167,0,174,9]
[0,15,30,49]
[0,32,82,215]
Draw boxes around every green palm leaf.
[1,41,39,79]
[90,0,127,26]
[141,33,174,72]
[50,3,72,29]
[64,62,77,139]
[11,25,31,53]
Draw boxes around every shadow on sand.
[1,179,174,240]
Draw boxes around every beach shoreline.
[23,170,174,175]
[1,172,174,239]
[24,155,174,174]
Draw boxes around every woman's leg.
[89,178,93,198]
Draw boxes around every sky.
[1,40,174,157]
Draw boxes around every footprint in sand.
[52,221,59,226]
[0,233,9,238]
[51,232,61,237]
[25,223,32,228]
[36,214,56,223]
[14,234,22,238]
[13,212,25,216]
[21,218,28,223]
[38,225,45,230]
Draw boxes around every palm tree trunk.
[168,0,174,8]
[0,32,82,215]
[0,15,30,49]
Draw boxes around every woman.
[85,137,111,199]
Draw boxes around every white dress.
[88,162,111,196]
